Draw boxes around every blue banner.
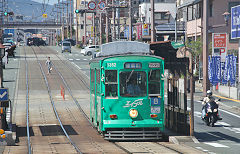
[208,56,212,83]
[221,55,237,85]
[208,56,221,86]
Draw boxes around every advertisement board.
[212,33,227,62]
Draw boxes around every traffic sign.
[42,14,47,18]
[0,88,8,102]
[231,5,240,39]
[98,1,106,10]
[212,33,227,62]
[88,1,96,10]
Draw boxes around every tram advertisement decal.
[123,99,143,108]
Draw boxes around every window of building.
[105,70,118,98]
[209,4,213,17]
[81,24,83,29]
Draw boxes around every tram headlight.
[129,109,138,118]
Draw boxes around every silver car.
[81,45,99,56]
[61,41,71,53]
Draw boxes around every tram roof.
[96,41,150,57]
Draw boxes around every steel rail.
[39,47,183,154]
[31,47,82,154]
[24,46,32,154]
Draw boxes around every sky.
[32,0,58,5]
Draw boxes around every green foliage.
[185,38,202,58]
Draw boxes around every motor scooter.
[202,98,221,127]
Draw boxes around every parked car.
[81,45,100,56]
[61,41,71,53]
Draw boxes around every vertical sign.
[212,33,227,62]
[137,24,142,39]
[231,5,240,39]
[231,5,240,85]
[142,24,149,36]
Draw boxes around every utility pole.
[75,0,79,45]
[150,0,155,42]
[202,0,210,96]
[106,0,109,43]
[100,13,102,45]
[84,0,87,45]
[62,0,65,41]
[129,0,132,41]
[66,0,69,39]
[93,13,95,45]
[112,0,116,41]
[70,0,72,39]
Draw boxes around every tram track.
[23,46,32,154]
[37,46,188,154]
[39,46,189,154]
[30,46,82,153]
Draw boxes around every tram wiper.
[126,70,134,83]
[149,69,152,79]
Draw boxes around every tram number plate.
[107,63,116,68]
[149,63,160,68]
[151,106,160,113]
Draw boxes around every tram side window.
[148,70,161,95]
[90,69,95,93]
[105,70,118,98]
[96,69,100,94]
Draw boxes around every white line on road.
[76,59,80,61]
[219,109,240,119]
[83,59,87,60]
[215,122,231,127]
[71,62,90,79]
[195,147,209,152]
[204,142,229,148]
[69,59,73,61]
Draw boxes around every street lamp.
[222,12,230,26]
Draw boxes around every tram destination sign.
[231,5,240,39]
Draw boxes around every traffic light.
[75,9,85,14]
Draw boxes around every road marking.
[213,94,240,103]
[83,59,87,60]
[0,91,7,98]
[76,59,80,61]
[71,62,90,79]
[204,142,229,148]
[69,59,73,61]
[215,122,231,127]
[195,147,209,152]
[219,109,240,119]
[223,127,240,133]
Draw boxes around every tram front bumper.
[103,119,164,129]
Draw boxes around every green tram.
[89,41,165,140]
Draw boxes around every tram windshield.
[120,71,146,97]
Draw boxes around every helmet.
[207,90,212,96]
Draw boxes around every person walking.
[45,57,52,74]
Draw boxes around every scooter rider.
[201,90,222,120]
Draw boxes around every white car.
[81,45,100,56]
